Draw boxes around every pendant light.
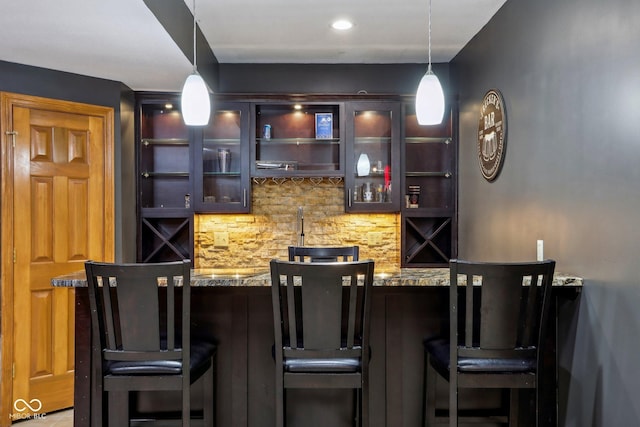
[415,0,445,125]
[181,0,211,126]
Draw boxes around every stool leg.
[425,360,438,426]
[203,358,215,426]
[353,388,360,427]
[275,377,285,427]
[107,391,128,427]
[362,383,369,427]
[509,389,519,427]
[449,372,457,427]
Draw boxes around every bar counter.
[52,267,583,288]
[55,267,582,427]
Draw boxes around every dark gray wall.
[0,60,136,262]
[453,0,640,425]
[219,63,451,97]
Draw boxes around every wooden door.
[0,93,114,423]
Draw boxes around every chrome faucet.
[297,206,304,246]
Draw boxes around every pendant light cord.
[192,0,197,72]
[427,0,433,72]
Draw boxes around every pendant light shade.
[415,66,445,125]
[181,0,210,126]
[415,0,445,126]
[181,72,210,126]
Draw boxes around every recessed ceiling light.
[332,19,353,30]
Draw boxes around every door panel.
[1,93,114,422]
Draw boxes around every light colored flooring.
[13,409,73,426]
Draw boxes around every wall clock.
[477,89,507,181]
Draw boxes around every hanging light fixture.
[415,0,445,125]
[181,0,211,126]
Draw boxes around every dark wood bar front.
[60,270,581,427]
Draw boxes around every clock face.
[477,89,507,181]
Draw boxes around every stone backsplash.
[195,179,400,271]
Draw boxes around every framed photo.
[315,113,333,139]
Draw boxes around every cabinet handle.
[243,188,247,207]
[348,188,352,208]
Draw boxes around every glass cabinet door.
[194,101,250,212]
[345,101,401,212]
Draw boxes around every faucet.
[297,206,304,246]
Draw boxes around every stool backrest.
[450,259,556,360]
[288,245,359,263]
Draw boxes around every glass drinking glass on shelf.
[217,149,231,173]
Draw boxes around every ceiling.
[0,0,506,92]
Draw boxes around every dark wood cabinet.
[401,104,457,267]
[135,93,457,267]
[345,101,401,212]
[251,102,344,177]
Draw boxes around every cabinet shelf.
[254,162,340,175]
[405,171,452,178]
[353,171,386,178]
[402,209,453,220]
[256,138,340,145]
[354,137,392,143]
[142,138,189,146]
[404,137,452,144]
[203,172,241,177]
[141,207,191,215]
[204,138,241,144]
[141,172,189,178]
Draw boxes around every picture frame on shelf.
[315,113,333,139]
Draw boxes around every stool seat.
[106,340,216,376]
[284,357,361,373]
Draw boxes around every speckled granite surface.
[52,268,582,288]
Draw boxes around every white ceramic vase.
[357,153,370,176]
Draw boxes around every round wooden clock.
[477,89,507,181]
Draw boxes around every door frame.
[0,92,114,425]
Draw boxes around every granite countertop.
[51,267,583,288]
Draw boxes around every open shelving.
[252,103,344,177]
[401,104,457,267]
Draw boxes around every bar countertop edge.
[51,268,583,288]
